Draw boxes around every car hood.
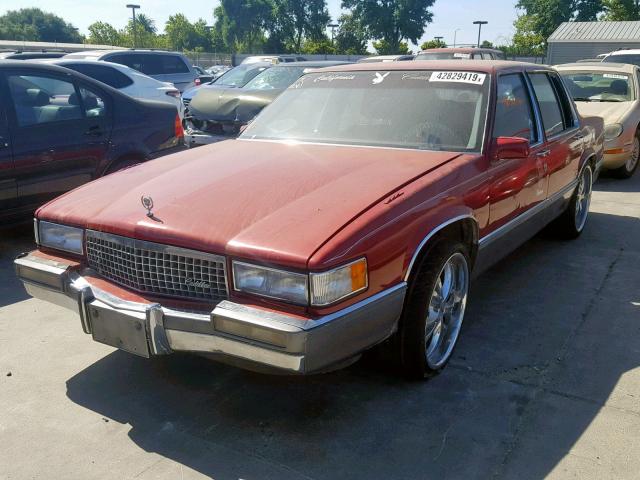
[188,87,281,123]
[575,101,635,124]
[38,140,463,268]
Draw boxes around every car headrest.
[69,92,98,109]
[68,92,79,105]
[20,89,50,106]
[610,79,628,96]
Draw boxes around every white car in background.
[40,59,183,117]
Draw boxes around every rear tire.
[550,163,593,239]
[612,133,639,179]
[398,241,470,379]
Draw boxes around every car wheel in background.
[612,132,640,179]
[551,163,594,239]
[398,240,470,379]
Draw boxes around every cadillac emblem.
[141,195,154,218]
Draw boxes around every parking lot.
[0,171,636,480]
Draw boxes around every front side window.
[529,73,566,137]
[560,70,634,102]
[242,70,490,152]
[494,74,538,143]
[243,67,304,90]
[8,74,82,127]
[161,55,190,74]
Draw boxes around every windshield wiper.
[573,97,594,102]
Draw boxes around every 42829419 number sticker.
[429,71,486,85]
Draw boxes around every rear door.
[6,69,112,209]
[157,54,195,92]
[0,76,16,211]
[527,71,583,198]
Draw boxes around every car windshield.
[560,71,634,102]
[603,53,640,66]
[243,66,305,90]
[241,70,490,152]
[416,52,471,60]
[215,64,267,87]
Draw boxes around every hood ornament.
[141,195,162,222]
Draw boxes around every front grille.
[86,230,228,302]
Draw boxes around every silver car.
[64,50,198,92]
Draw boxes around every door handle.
[537,149,551,158]
[84,126,102,137]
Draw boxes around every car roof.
[555,62,638,73]
[358,55,413,61]
[272,61,351,68]
[64,49,184,58]
[419,47,503,54]
[310,60,548,74]
[605,49,640,55]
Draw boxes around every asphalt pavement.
[1,172,639,480]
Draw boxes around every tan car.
[556,62,640,178]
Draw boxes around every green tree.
[273,0,330,51]
[344,0,434,54]
[334,13,368,54]
[301,35,336,53]
[602,0,640,19]
[87,22,122,46]
[136,13,157,34]
[372,39,411,55]
[481,40,494,48]
[575,0,604,20]
[165,14,211,51]
[214,0,273,52]
[512,14,546,55]
[0,8,82,42]
[420,39,447,50]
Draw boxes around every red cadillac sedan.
[15,61,603,378]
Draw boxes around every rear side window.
[107,54,162,75]
[494,73,538,143]
[64,64,133,89]
[161,55,190,74]
[529,73,566,137]
[482,52,493,60]
[548,73,576,129]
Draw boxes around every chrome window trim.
[403,215,477,282]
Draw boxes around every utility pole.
[126,4,140,48]
[453,28,461,47]
[473,20,488,48]
[328,21,339,45]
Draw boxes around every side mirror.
[491,136,530,161]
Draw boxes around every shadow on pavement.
[64,202,640,478]
[0,222,34,308]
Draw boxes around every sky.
[3,0,519,49]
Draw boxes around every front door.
[6,69,111,210]
[487,72,548,233]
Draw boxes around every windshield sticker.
[603,73,627,80]
[372,72,390,84]
[429,71,486,85]
[402,73,434,81]
[313,74,356,83]
[453,53,471,59]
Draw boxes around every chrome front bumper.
[15,252,406,374]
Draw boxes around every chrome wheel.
[626,136,640,173]
[574,165,593,232]
[425,252,469,369]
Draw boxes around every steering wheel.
[402,122,457,147]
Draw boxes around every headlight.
[310,258,368,306]
[38,221,84,254]
[604,123,624,140]
[233,261,308,305]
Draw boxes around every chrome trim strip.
[403,215,477,282]
[165,329,305,372]
[478,179,578,249]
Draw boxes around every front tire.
[612,133,640,179]
[398,241,470,379]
